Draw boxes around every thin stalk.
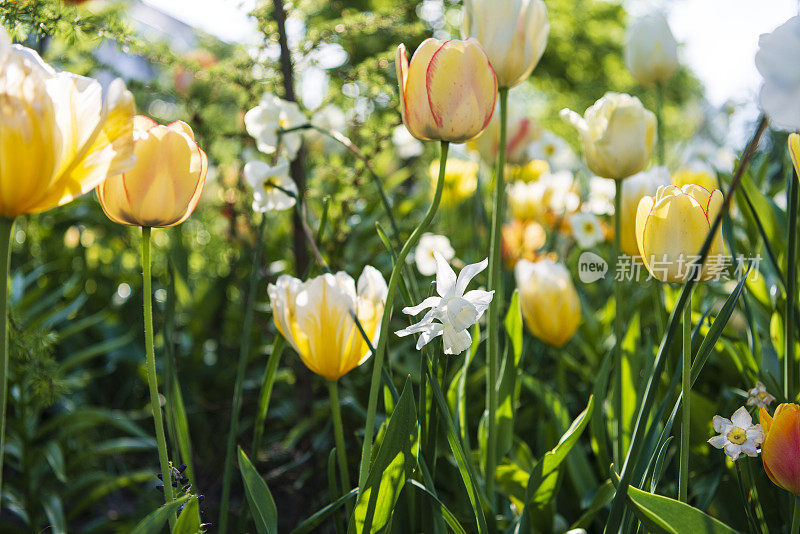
[219,213,268,533]
[786,168,797,400]
[735,461,758,534]
[678,289,692,502]
[251,336,285,456]
[142,227,175,527]
[328,380,352,515]
[655,82,665,166]
[793,497,800,534]
[486,87,509,503]
[614,179,624,466]
[358,141,450,488]
[0,217,14,500]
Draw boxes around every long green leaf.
[42,493,66,534]
[238,447,278,534]
[130,495,191,534]
[290,489,358,534]
[497,290,523,460]
[351,377,419,534]
[407,480,467,534]
[173,496,201,534]
[627,485,739,534]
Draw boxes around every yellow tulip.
[501,219,547,269]
[268,267,388,381]
[428,158,479,206]
[508,159,550,183]
[462,0,550,89]
[619,167,671,257]
[515,258,580,347]
[97,116,208,228]
[759,403,800,495]
[788,133,800,178]
[562,92,656,180]
[0,28,135,217]
[397,38,497,143]
[672,163,717,192]
[635,184,725,283]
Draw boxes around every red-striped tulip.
[760,403,800,495]
[396,38,497,143]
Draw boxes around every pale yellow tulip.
[97,116,208,228]
[397,38,497,143]
[0,28,135,217]
[268,267,388,381]
[515,258,580,348]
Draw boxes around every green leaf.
[173,496,201,534]
[238,447,278,534]
[42,493,66,534]
[407,480,467,534]
[130,495,191,534]
[627,485,740,534]
[44,441,66,483]
[569,480,615,530]
[351,377,419,534]
[497,290,523,459]
[290,489,358,534]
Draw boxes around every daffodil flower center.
[758,392,769,400]
[583,222,594,233]
[727,427,747,445]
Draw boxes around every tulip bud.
[515,258,580,347]
[397,38,497,143]
[562,93,656,181]
[620,166,671,257]
[760,403,800,495]
[0,27,135,217]
[462,0,549,89]
[268,267,388,380]
[635,184,725,283]
[789,133,800,179]
[97,116,208,228]
[625,13,679,87]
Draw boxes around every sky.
[144,0,799,139]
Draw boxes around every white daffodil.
[396,252,494,355]
[243,159,298,212]
[747,381,777,409]
[707,406,765,461]
[585,176,616,216]
[570,212,605,248]
[244,93,307,159]
[414,234,456,276]
[528,131,577,171]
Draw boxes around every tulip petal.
[403,38,443,141]
[762,403,800,495]
[760,406,773,434]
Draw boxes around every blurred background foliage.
[0,0,753,532]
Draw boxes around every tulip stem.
[219,213,268,534]
[785,167,797,401]
[328,380,352,514]
[358,141,449,489]
[679,288,692,502]
[142,227,176,527]
[0,217,13,500]
[792,497,800,534]
[656,82,665,166]
[486,86,509,506]
[614,179,625,466]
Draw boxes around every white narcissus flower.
[462,0,549,89]
[528,131,577,171]
[414,233,455,276]
[306,104,347,154]
[244,93,307,159]
[707,406,765,461]
[585,176,617,216]
[561,92,657,181]
[625,13,679,87]
[570,212,604,248]
[755,16,800,131]
[747,382,777,409]
[396,252,494,355]
[243,159,298,212]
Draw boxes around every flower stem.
[0,217,14,499]
[614,179,624,465]
[792,496,800,534]
[486,86,509,504]
[219,213,268,534]
[735,461,759,534]
[358,141,449,488]
[142,227,175,527]
[679,288,692,502]
[328,380,352,515]
[655,82,665,166]
[785,167,797,401]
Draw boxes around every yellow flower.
[562,92,656,180]
[788,133,800,179]
[0,28,135,217]
[759,403,800,495]
[429,158,479,205]
[97,116,208,228]
[501,219,546,268]
[672,164,717,192]
[515,257,580,347]
[397,38,497,143]
[508,159,550,183]
[635,184,725,283]
[268,267,388,381]
[462,0,550,89]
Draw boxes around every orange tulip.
[97,116,208,227]
[759,403,800,495]
[396,38,497,143]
